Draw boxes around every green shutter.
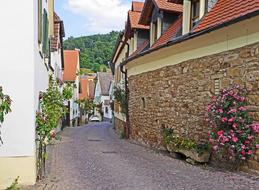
[43,9,50,58]
[38,0,42,44]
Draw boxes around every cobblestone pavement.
[26,122,259,190]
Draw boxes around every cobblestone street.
[27,122,259,190]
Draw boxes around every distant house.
[79,75,96,124]
[79,75,96,101]
[63,50,80,126]
[94,72,113,119]
[50,12,65,84]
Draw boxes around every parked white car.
[89,115,101,122]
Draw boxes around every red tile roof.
[63,50,79,81]
[129,11,150,30]
[132,1,144,12]
[154,0,183,13]
[195,0,259,32]
[79,76,96,100]
[139,0,183,25]
[51,13,61,51]
[79,77,89,100]
[152,15,182,49]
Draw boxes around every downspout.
[120,41,130,139]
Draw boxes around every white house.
[0,0,67,188]
[94,72,113,119]
[0,0,60,188]
[63,50,80,127]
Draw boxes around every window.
[105,107,108,114]
[154,21,158,41]
[43,9,50,58]
[190,0,200,28]
[79,82,82,93]
[214,78,220,95]
[141,97,146,109]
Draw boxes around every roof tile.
[195,0,259,32]
[129,11,150,30]
[63,50,79,82]
[152,15,182,49]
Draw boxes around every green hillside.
[63,31,119,73]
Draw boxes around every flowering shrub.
[207,84,259,163]
[36,76,72,179]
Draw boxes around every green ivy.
[113,86,128,114]
[0,86,11,145]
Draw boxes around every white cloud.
[66,0,131,34]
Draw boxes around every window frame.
[190,0,200,29]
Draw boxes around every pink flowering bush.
[207,84,259,163]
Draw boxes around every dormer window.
[190,0,200,28]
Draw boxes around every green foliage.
[0,86,11,145]
[113,86,128,114]
[163,128,174,145]
[36,76,72,179]
[163,128,209,155]
[62,83,74,100]
[0,87,11,123]
[5,177,19,190]
[63,31,119,72]
[77,99,94,115]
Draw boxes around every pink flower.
[213,145,218,151]
[232,136,238,143]
[221,117,228,122]
[251,123,259,133]
[239,106,247,111]
[241,150,246,156]
[247,150,253,155]
[247,136,254,140]
[228,117,236,123]
[217,130,224,136]
[207,104,212,111]
[241,145,246,149]
[240,97,245,102]
[228,109,237,114]
[232,123,238,129]
[244,140,250,144]
[209,138,214,143]
[256,144,259,149]
[217,109,223,113]
[241,157,246,160]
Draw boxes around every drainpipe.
[120,41,130,139]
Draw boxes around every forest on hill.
[63,31,119,73]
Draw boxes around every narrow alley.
[27,122,259,190]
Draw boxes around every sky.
[55,0,139,38]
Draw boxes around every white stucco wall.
[0,0,49,187]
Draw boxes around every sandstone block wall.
[128,42,259,165]
[115,117,126,135]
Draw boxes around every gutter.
[119,41,130,139]
[121,9,259,67]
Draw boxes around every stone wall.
[128,42,259,166]
[115,117,126,136]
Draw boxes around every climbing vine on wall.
[0,86,11,146]
[36,76,72,179]
[113,86,128,114]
